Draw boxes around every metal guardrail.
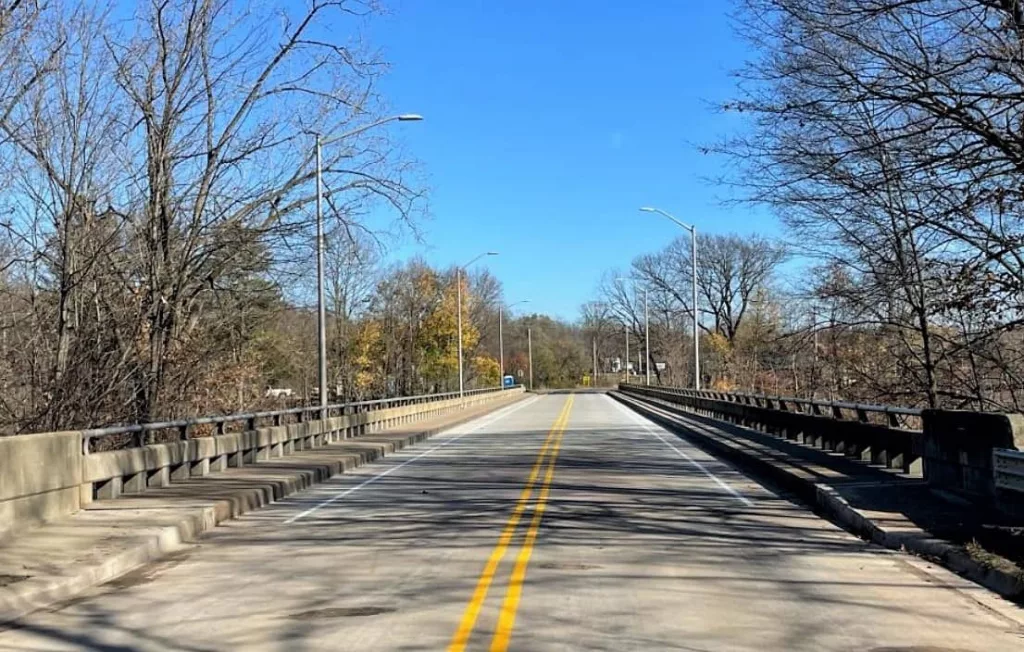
[994,448,1024,493]
[82,386,512,453]
[621,383,922,430]
[619,383,923,473]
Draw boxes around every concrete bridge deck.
[1,393,1022,651]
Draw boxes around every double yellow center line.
[448,395,574,652]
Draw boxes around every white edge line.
[608,395,755,507]
[282,395,541,524]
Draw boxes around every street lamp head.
[639,207,657,213]
[398,114,424,121]
[486,251,499,256]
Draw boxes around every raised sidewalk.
[612,390,1024,602]
[0,393,527,624]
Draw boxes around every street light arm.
[320,113,423,147]
[639,206,694,233]
[461,251,499,269]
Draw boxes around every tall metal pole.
[498,305,504,384]
[456,267,464,397]
[315,134,327,417]
[644,288,650,386]
[593,337,598,387]
[640,207,701,391]
[310,114,422,414]
[527,327,533,390]
[692,227,700,391]
[454,252,498,396]
[624,324,629,383]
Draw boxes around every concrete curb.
[0,395,526,625]
[611,391,1024,603]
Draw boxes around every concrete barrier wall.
[621,384,1024,508]
[922,410,1024,499]
[619,384,923,474]
[0,387,522,538]
[0,431,84,540]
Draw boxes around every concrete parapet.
[79,388,519,522]
[0,431,83,540]
[1,388,521,537]
[620,384,921,474]
[922,410,1024,499]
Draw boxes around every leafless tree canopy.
[594,233,787,390]
[0,0,425,431]
[706,0,1024,409]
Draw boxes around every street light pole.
[313,113,422,415]
[457,267,463,396]
[527,327,533,390]
[315,134,326,417]
[645,287,650,386]
[691,226,699,391]
[456,251,498,397]
[624,324,629,383]
[613,277,633,385]
[499,300,530,386]
[640,206,700,390]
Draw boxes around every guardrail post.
[243,416,259,463]
[194,452,212,479]
[94,476,123,500]
[123,470,146,494]
[170,460,190,482]
[887,412,900,428]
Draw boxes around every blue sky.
[367,1,776,320]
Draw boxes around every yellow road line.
[447,397,573,652]
[490,395,572,651]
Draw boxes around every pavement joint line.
[448,395,573,652]
[282,395,541,524]
[609,394,755,507]
[489,395,573,652]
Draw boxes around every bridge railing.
[618,383,1024,513]
[622,384,923,429]
[82,387,508,454]
[994,449,1024,494]
[0,385,526,539]
[618,383,923,474]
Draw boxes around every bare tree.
[0,1,424,431]
[719,0,1024,408]
[101,0,423,420]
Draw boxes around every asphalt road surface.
[1,393,1022,651]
